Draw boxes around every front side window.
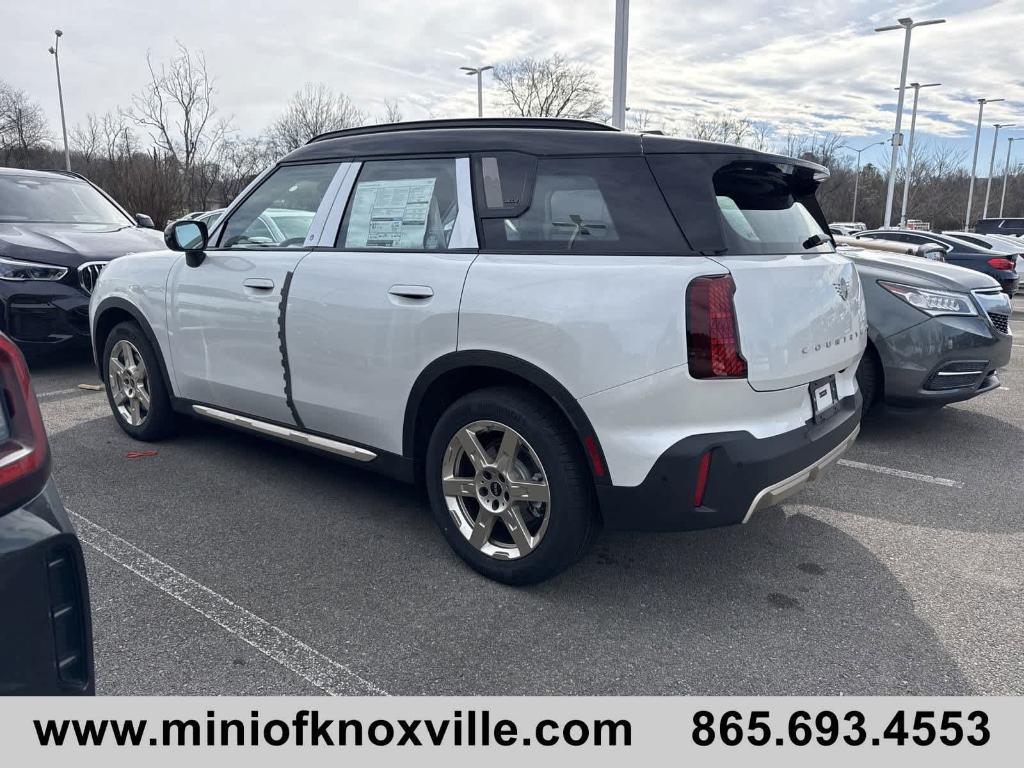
[219,163,339,248]
[0,175,132,226]
[476,156,685,254]
[337,158,459,251]
[712,162,832,255]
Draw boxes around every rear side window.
[712,162,832,255]
[337,158,458,251]
[475,155,686,254]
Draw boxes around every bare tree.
[268,83,366,153]
[71,113,102,163]
[377,98,403,124]
[627,108,657,132]
[130,43,230,208]
[492,55,605,120]
[0,81,49,162]
[217,134,276,201]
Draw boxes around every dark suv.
[0,331,94,694]
[856,229,1020,295]
[0,168,162,355]
[974,218,1024,238]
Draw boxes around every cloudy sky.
[6,0,1024,167]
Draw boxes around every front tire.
[856,347,881,418]
[102,321,176,441]
[425,387,598,585]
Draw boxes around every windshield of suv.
[713,162,832,255]
[0,175,133,225]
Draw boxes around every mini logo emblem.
[833,277,850,301]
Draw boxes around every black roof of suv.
[284,118,828,173]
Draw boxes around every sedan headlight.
[879,281,977,317]
[0,256,69,281]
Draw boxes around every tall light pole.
[875,17,945,228]
[895,82,940,227]
[47,29,71,171]
[1000,135,1020,218]
[611,0,629,129]
[460,65,493,118]
[984,123,1015,217]
[966,97,1004,228]
[842,141,886,222]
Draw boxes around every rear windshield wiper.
[802,234,829,249]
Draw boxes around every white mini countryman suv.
[90,118,866,584]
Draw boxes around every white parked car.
[89,118,866,584]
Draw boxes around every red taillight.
[686,275,747,379]
[0,333,50,510]
[987,257,1015,271]
[693,450,713,508]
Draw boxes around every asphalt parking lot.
[30,294,1024,696]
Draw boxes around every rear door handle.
[243,278,275,290]
[388,284,434,299]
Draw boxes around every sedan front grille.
[989,312,1009,334]
[77,262,109,295]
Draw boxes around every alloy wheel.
[441,420,551,560]
[108,339,151,427]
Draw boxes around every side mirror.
[165,220,209,268]
[135,213,156,229]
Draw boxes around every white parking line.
[837,459,964,488]
[35,387,86,399]
[69,510,386,696]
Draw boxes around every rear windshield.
[712,162,831,255]
[0,175,132,225]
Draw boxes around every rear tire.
[855,347,881,417]
[425,387,598,585]
[102,321,176,441]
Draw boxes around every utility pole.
[460,65,493,117]
[984,123,1015,216]
[896,82,939,227]
[47,29,71,171]
[874,17,945,227]
[611,0,629,129]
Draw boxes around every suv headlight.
[0,256,69,281]
[879,281,977,317]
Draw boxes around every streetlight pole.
[842,141,886,222]
[460,65,493,117]
[984,123,1015,217]
[895,82,940,227]
[966,97,1004,228]
[1000,136,1020,218]
[611,0,630,129]
[47,29,71,171]
[875,17,945,228]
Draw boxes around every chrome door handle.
[388,285,434,299]
[243,278,275,290]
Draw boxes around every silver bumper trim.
[742,423,860,523]
[191,405,377,462]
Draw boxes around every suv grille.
[77,262,108,295]
[972,287,1012,335]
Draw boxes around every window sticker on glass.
[344,178,438,249]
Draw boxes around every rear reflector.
[583,435,606,479]
[686,275,748,379]
[693,450,713,508]
[987,257,1015,271]
[0,333,50,510]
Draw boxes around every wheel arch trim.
[91,297,174,397]
[404,350,612,485]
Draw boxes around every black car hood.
[841,249,1000,291]
[0,222,164,268]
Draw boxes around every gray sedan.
[840,248,1013,412]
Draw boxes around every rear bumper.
[596,392,861,531]
[0,281,92,355]
[877,314,1012,407]
[0,481,94,695]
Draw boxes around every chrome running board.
[191,405,377,462]
[743,424,860,523]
